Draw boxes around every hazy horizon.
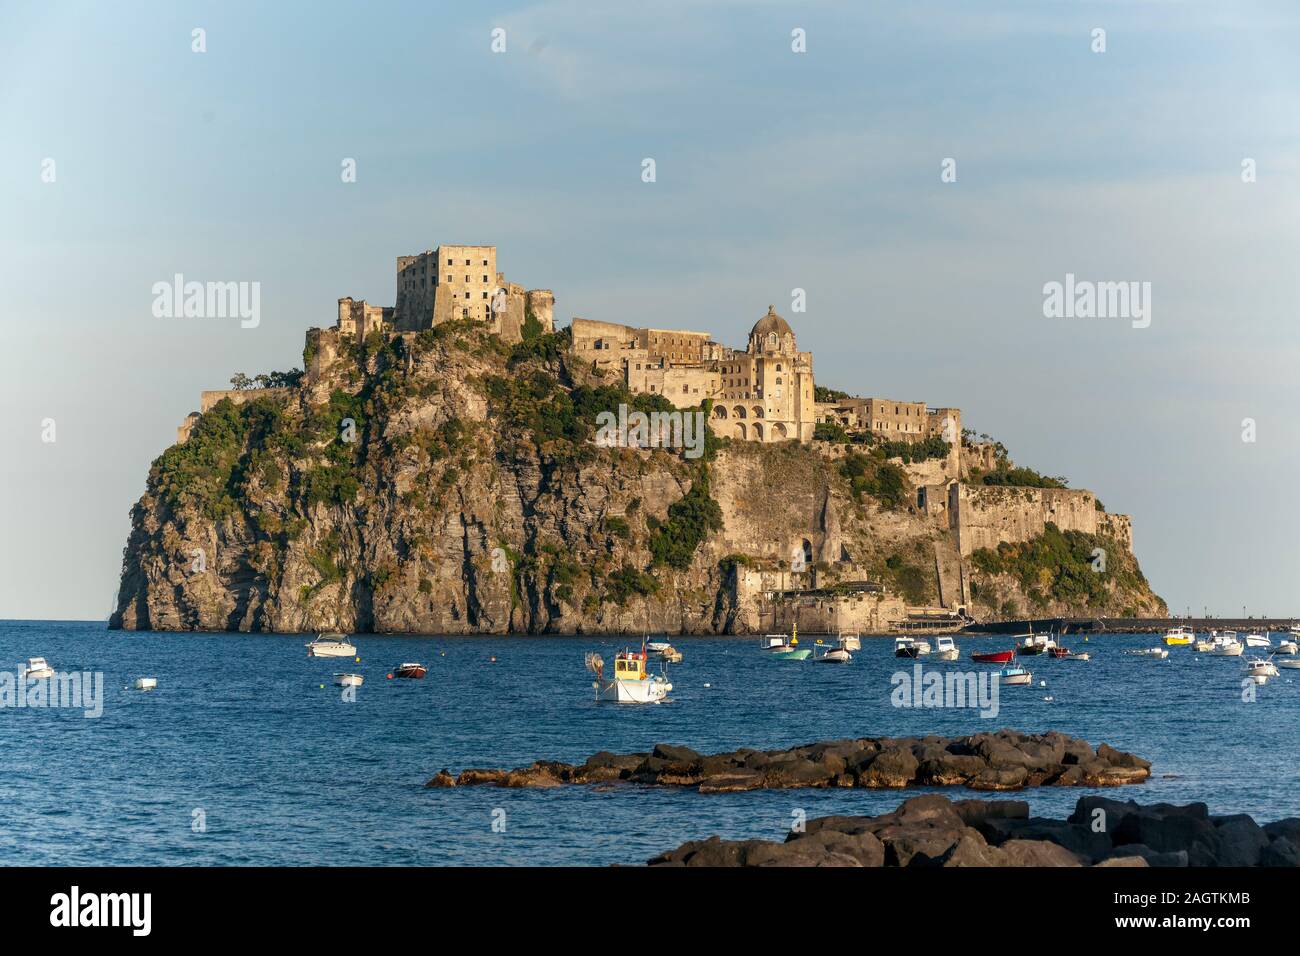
[3,0,1299,621]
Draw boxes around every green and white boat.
[760,626,811,661]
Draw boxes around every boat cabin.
[613,650,648,680]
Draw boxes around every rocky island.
[111,242,1166,634]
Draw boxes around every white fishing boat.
[22,657,55,680]
[1273,638,1297,656]
[306,633,357,658]
[133,677,158,691]
[913,638,932,656]
[1244,633,1271,648]
[837,631,861,652]
[1276,658,1300,670]
[586,647,671,704]
[333,673,364,687]
[1211,635,1244,657]
[813,640,852,664]
[1015,630,1057,656]
[1125,647,1169,659]
[646,641,683,663]
[999,666,1033,686]
[932,636,959,661]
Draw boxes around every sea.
[1,620,1296,866]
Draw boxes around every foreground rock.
[648,793,1299,867]
[425,729,1151,792]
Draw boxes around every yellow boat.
[1163,625,1195,646]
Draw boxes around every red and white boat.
[971,649,1015,664]
[394,662,427,679]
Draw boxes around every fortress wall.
[954,485,1102,557]
[199,387,294,414]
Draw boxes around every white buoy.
[1038,679,1047,687]
[703,683,711,688]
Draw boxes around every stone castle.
[170,242,1138,628]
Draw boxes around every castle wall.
[953,484,1131,557]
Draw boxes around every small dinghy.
[813,642,852,664]
[1126,647,1169,659]
[333,673,364,687]
[393,663,427,679]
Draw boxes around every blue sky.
[2,0,1299,620]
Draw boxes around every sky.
[2,0,1298,621]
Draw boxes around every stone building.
[571,306,816,444]
[392,244,554,337]
[337,297,392,340]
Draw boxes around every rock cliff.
[110,323,1164,633]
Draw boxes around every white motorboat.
[1015,632,1057,656]
[1211,635,1244,657]
[1274,639,1298,656]
[912,639,932,656]
[1276,658,1300,670]
[22,657,54,680]
[999,666,1033,686]
[1125,647,1169,659]
[837,631,861,652]
[894,637,921,659]
[587,648,671,704]
[133,677,158,691]
[1244,633,1271,648]
[1245,658,1279,678]
[932,636,959,661]
[333,673,364,687]
[306,633,357,658]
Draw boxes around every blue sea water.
[0,620,1296,866]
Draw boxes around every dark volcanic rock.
[430,729,1151,793]
[646,793,1298,868]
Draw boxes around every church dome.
[750,305,793,338]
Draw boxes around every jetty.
[962,616,1300,635]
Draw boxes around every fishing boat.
[586,646,672,704]
[133,677,158,690]
[1125,647,1169,659]
[971,648,1015,664]
[1244,633,1271,648]
[1211,635,1244,657]
[998,666,1033,686]
[932,636,959,661]
[1015,628,1056,656]
[306,633,357,658]
[1163,625,1195,646]
[1194,636,1216,653]
[813,642,852,664]
[837,632,861,652]
[393,663,427,679]
[894,637,921,659]
[1058,650,1090,661]
[761,627,811,660]
[647,641,683,664]
[333,673,364,687]
[1276,658,1300,670]
[22,657,55,680]
[912,639,932,656]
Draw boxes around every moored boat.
[306,633,357,658]
[22,657,55,680]
[998,666,1033,686]
[1273,639,1297,656]
[931,636,959,661]
[133,677,158,690]
[761,627,811,660]
[1211,635,1244,657]
[1245,658,1279,678]
[647,641,683,663]
[1058,650,1090,661]
[894,637,921,659]
[1244,633,1271,649]
[1125,647,1169,659]
[394,663,427,679]
[1163,625,1195,646]
[813,643,852,664]
[586,646,672,704]
[1276,658,1300,670]
[971,648,1015,664]
[333,673,364,687]
[837,632,861,652]
[1015,628,1057,656]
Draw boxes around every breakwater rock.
[648,793,1300,867]
[424,729,1151,793]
